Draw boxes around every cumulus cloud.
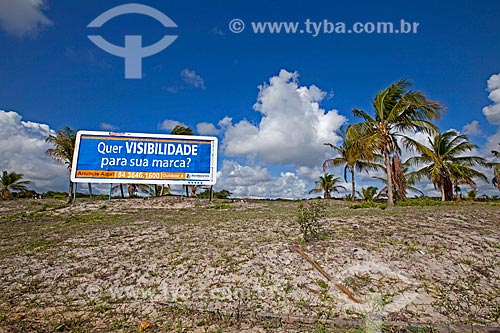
[462,120,482,137]
[296,166,323,181]
[196,122,219,135]
[0,0,53,37]
[482,73,500,126]
[0,110,68,192]
[158,119,183,131]
[216,160,308,199]
[181,69,206,90]
[484,129,500,157]
[222,69,346,167]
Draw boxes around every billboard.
[70,131,218,185]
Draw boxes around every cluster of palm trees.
[316,79,499,205]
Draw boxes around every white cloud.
[296,166,323,181]
[181,69,206,90]
[216,160,308,199]
[218,116,232,129]
[222,69,346,167]
[462,120,482,136]
[164,69,206,93]
[100,122,119,131]
[196,122,219,135]
[484,129,500,157]
[158,119,183,131]
[482,73,500,126]
[194,118,233,136]
[0,0,53,37]
[0,110,68,193]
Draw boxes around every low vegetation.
[0,197,499,332]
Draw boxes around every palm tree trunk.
[67,180,74,204]
[350,168,355,201]
[384,146,394,206]
[440,182,446,202]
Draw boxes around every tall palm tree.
[405,130,489,201]
[348,79,444,206]
[1,170,30,199]
[309,173,346,199]
[492,144,500,190]
[46,126,77,204]
[323,129,382,201]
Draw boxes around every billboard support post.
[73,182,78,204]
[88,183,93,200]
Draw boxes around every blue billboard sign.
[70,131,218,185]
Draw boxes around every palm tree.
[171,124,194,196]
[348,79,444,206]
[46,126,77,204]
[359,186,378,201]
[372,160,424,200]
[309,173,346,199]
[323,128,382,201]
[405,130,489,201]
[1,170,30,199]
[171,124,194,136]
[492,144,500,190]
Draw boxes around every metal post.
[148,185,151,200]
[88,183,93,201]
[209,185,213,202]
[73,182,78,204]
[108,184,112,201]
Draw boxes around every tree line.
[2,79,500,204]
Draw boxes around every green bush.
[296,201,326,242]
[396,197,448,207]
[350,201,381,209]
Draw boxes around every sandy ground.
[0,198,499,332]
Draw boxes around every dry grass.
[0,197,499,332]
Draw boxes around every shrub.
[350,201,382,209]
[395,197,450,207]
[296,201,326,242]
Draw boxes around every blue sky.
[1,0,500,197]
